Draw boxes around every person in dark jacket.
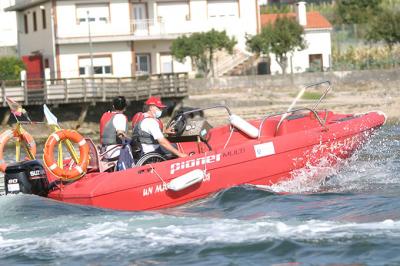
[99,96,128,159]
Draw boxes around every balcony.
[56,17,244,44]
[131,17,244,40]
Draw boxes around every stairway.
[224,55,259,76]
[215,49,254,76]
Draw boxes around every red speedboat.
[3,81,386,211]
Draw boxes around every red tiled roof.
[260,11,332,30]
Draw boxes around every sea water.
[0,124,399,265]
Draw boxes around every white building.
[0,0,17,55]
[6,0,260,79]
[260,2,332,74]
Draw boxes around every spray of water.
[258,125,400,194]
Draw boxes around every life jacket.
[131,112,163,153]
[100,111,128,145]
[131,112,163,130]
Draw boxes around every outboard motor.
[4,160,49,196]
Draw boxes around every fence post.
[1,81,5,107]
[101,78,106,101]
[43,77,48,103]
[135,77,139,101]
[64,79,68,103]
[82,78,87,101]
[117,78,121,95]
[23,79,28,105]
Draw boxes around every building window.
[33,11,37,31]
[44,58,49,68]
[79,67,85,75]
[42,9,46,29]
[76,4,110,24]
[78,56,112,76]
[157,2,189,22]
[136,54,150,74]
[24,14,28,34]
[309,54,323,71]
[207,0,239,19]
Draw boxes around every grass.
[289,91,324,100]
[302,91,323,100]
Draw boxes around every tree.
[0,57,25,80]
[366,8,400,51]
[334,0,382,25]
[247,16,306,75]
[171,29,236,77]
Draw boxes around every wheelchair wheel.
[136,152,167,166]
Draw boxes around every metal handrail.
[308,80,332,110]
[257,107,328,139]
[178,105,232,117]
[275,80,332,135]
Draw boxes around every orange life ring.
[43,129,89,180]
[0,128,37,172]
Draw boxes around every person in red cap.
[132,96,187,158]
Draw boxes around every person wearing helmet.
[134,96,187,158]
[100,96,129,158]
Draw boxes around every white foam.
[1,216,400,259]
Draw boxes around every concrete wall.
[188,69,400,93]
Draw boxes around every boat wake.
[256,124,400,194]
[1,192,400,265]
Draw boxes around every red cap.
[145,96,166,108]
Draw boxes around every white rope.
[223,126,235,149]
[149,164,167,186]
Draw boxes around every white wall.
[58,42,132,78]
[17,2,55,73]
[56,0,131,38]
[13,0,258,78]
[145,0,258,50]
[270,30,332,74]
[134,40,192,75]
[0,0,17,47]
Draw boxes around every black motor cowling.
[4,160,49,196]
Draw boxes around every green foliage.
[171,29,236,77]
[260,4,291,14]
[247,16,306,74]
[332,45,400,70]
[334,0,382,25]
[0,56,25,80]
[301,91,323,100]
[366,8,400,50]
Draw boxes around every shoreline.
[2,80,399,140]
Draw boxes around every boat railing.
[257,107,328,139]
[274,80,331,135]
[307,80,332,111]
[169,99,329,141]
[177,105,232,117]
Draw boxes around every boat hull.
[47,111,385,211]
